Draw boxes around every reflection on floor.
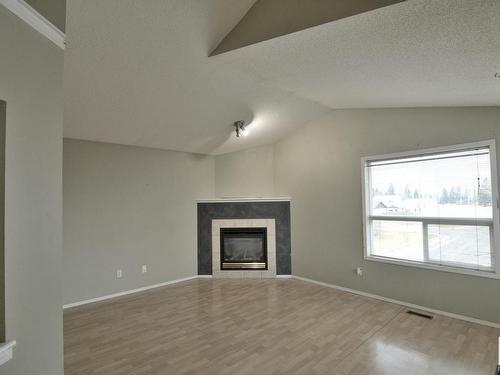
[64,279,499,375]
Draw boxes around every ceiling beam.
[211,0,405,56]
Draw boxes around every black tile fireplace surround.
[197,200,291,275]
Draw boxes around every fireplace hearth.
[220,227,267,270]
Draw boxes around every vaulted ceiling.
[217,0,500,109]
[64,0,500,155]
[211,0,404,55]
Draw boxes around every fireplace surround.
[197,199,291,277]
[212,218,276,278]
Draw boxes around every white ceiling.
[63,0,330,155]
[64,0,500,155]
[216,0,500,109]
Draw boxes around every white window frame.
[361,140,500,279]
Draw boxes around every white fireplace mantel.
[197,197,291,203]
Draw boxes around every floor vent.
[406,310,434,320]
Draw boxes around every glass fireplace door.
[220,227,267,270]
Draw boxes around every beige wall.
[214,107,500,323]
[214,145,274,198]
[0,5,64,375]
[64,107,500,325]
[273,107,500,324]
[63,139,214,305]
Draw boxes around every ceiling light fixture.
[233,120,248,137]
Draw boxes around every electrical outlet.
[142,265,147,274]
[356,267,363,276]
[116,269,123,278]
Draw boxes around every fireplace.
[220,227,268,270]
[210,218,277,278]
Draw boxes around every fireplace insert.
[220,227,267,270]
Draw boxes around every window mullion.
[490,224,495,268]
[422,220,429,263]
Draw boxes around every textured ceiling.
[64,0,500,155]
[64,0,329,155]
[215,0,500,109]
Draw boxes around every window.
[362,140,500,278]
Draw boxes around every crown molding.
[0,0,65,49]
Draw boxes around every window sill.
[0,341,16,366]
[365,255,500,279]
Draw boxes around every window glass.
[364,144,496,274]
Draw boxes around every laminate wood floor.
[64,279,500,375]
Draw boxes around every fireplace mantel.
[197,197,291,203]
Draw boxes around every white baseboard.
[0,0,65,49]
[63,273,500,329]
[292,275,500,329]
[64,274,292,308]
[63,276,198,309]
